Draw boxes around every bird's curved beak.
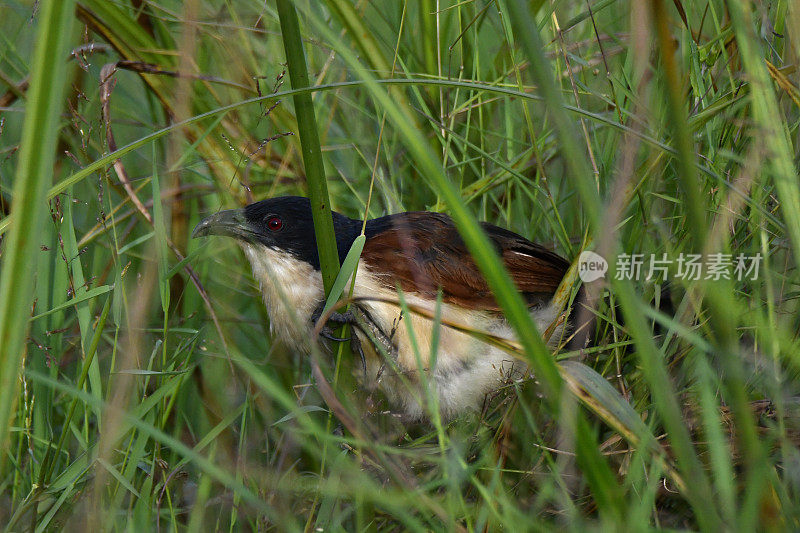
[191,209,251,241]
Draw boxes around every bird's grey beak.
[191,208,250,240]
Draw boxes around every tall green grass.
[0,0,76,476]
[0,0,798,530]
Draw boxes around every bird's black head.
[192,196,360,269]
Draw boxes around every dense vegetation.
[1,0,798,530]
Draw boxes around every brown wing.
[360,212,568,311]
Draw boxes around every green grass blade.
[321,234,365,315]
[276,0,340,296]
[0,0,76,471]
[504,1,720,527]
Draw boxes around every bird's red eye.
[267,215,283,231]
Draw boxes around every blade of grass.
[276,0,340,295]
[505,0,720,527]
[321,234,365,315]
[0,76,748,237]
[62,190,104,424]
[0,0,76,472]
[24,369,280,522]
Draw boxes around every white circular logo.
[578,251,608,282]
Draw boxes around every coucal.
[193,196,576,420]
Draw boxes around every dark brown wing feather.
[361,212,568,311]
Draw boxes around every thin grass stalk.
[0,77,732,238]
[505,0,720,527]
[727,2,800,271]
[274,6,360,528]
[649,0,708,248]
[275,0,340,294]
[0,0,76,470]
[719,0,798,525]
[39,296,111,487]
[23,369,276,520]
[655,1,767,525]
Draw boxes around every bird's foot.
[311,304,368,376]
[311,305,356,342]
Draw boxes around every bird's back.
[359,211,569,311]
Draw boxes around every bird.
[192,196,576,420]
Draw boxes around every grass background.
[1,0,799,530]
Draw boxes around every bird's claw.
[319,326,350,342]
